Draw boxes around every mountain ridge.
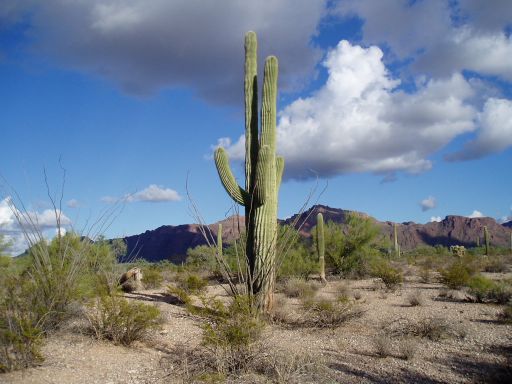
[120,204,512,263]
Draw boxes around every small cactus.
[316,213,327,284]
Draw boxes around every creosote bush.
[84,295,162,346]
[467,275,512,304]
[141,267,164,289]
[371,260,403,290]
[439,261,475,289]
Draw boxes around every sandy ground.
[2,273,512,384]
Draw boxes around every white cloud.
[2,0,325,103]
[66,199,80,208]
[337,0,512,82]
[0,197,72,255]
[420,196,437,212]
[446,98,512,161]
[430,216,442,223]
[103,184,181,204]
[221,41,477,179]
[468,210,484,218]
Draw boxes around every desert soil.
[2,272,511,384]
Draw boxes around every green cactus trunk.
[394,223,399,258]
[217,223,223,258]
[484,226,490,256]
[316,213,326,284]
[214,31,284,313]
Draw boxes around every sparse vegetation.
[282,277,319,299]
[406,290,425,306]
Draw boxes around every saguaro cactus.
[217,223,223,258]
[316,213,327,284]
[214,31,284,312]
[394,223,400,258]
[484,226,490,256]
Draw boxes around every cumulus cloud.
[2,0,325,103]
[0,197,72,255]
[430,216,442,223]
[446,98,512,161]
[420,196,437,212]
[337,0,512,82]
[220,41,477,179]
[468,210,484,218]
[103,184,181,204]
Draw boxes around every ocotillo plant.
[394,223,400,258]
[484,226,490,255]
[214,31,284,313]
[316,213,327,284]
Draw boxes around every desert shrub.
[468,275,512,304]
[335,282,352,301]
[200,296,264,374]
[385,317,466,341]
[282,278,319,299]
[499,304,512,323]
[373,334,393,358]
[482,256,508,273]
[439,261,475,289]
[85,295,162,346]
[178,273,208,294]
[398,338,418,360]
[277,244,318,279]
[299,296,363,328]
[371,259,403,290]
[406,290,425,306]
[0,277,44,372]
[141,267,163,289]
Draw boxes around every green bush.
[85,295,162,346]
[277,244,318,279]
[439,261,474,289]
[142,268,164,289]
[200,296,264,374]
[179,273,208,294]
[371,259,403,290]
[468,275,512,304]
[0,277,44,372]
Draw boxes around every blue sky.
[1,0,511,254]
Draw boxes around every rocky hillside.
[120,205,512,263]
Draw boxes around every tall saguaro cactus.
[484,226,490,256]
[316,213,327,284]
[214,31,284,313]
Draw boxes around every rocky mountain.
[120,205,512,263]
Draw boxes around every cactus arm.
[245,31,259,192]
[276,156,284,191]
[260,56,278,149]
[214,147,249,206]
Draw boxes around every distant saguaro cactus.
[316,213,327,284]
[217,223,223,258]
[214,31,284,313]
[394,223,400,258]
[484,226,490,256]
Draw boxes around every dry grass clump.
[406,290,426,306]
[84,295,162,346]
[282,278,319,299]
[335,282,352,301]
[298,296,364,328]
[498,304,512,324]
[373,334,393,358]
[383,316,466,341]
[398,338,418,360]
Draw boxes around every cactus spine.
[316,213,326,284]
[214,31,284,313]
[484,226,490,255]
[394,223,400,258]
